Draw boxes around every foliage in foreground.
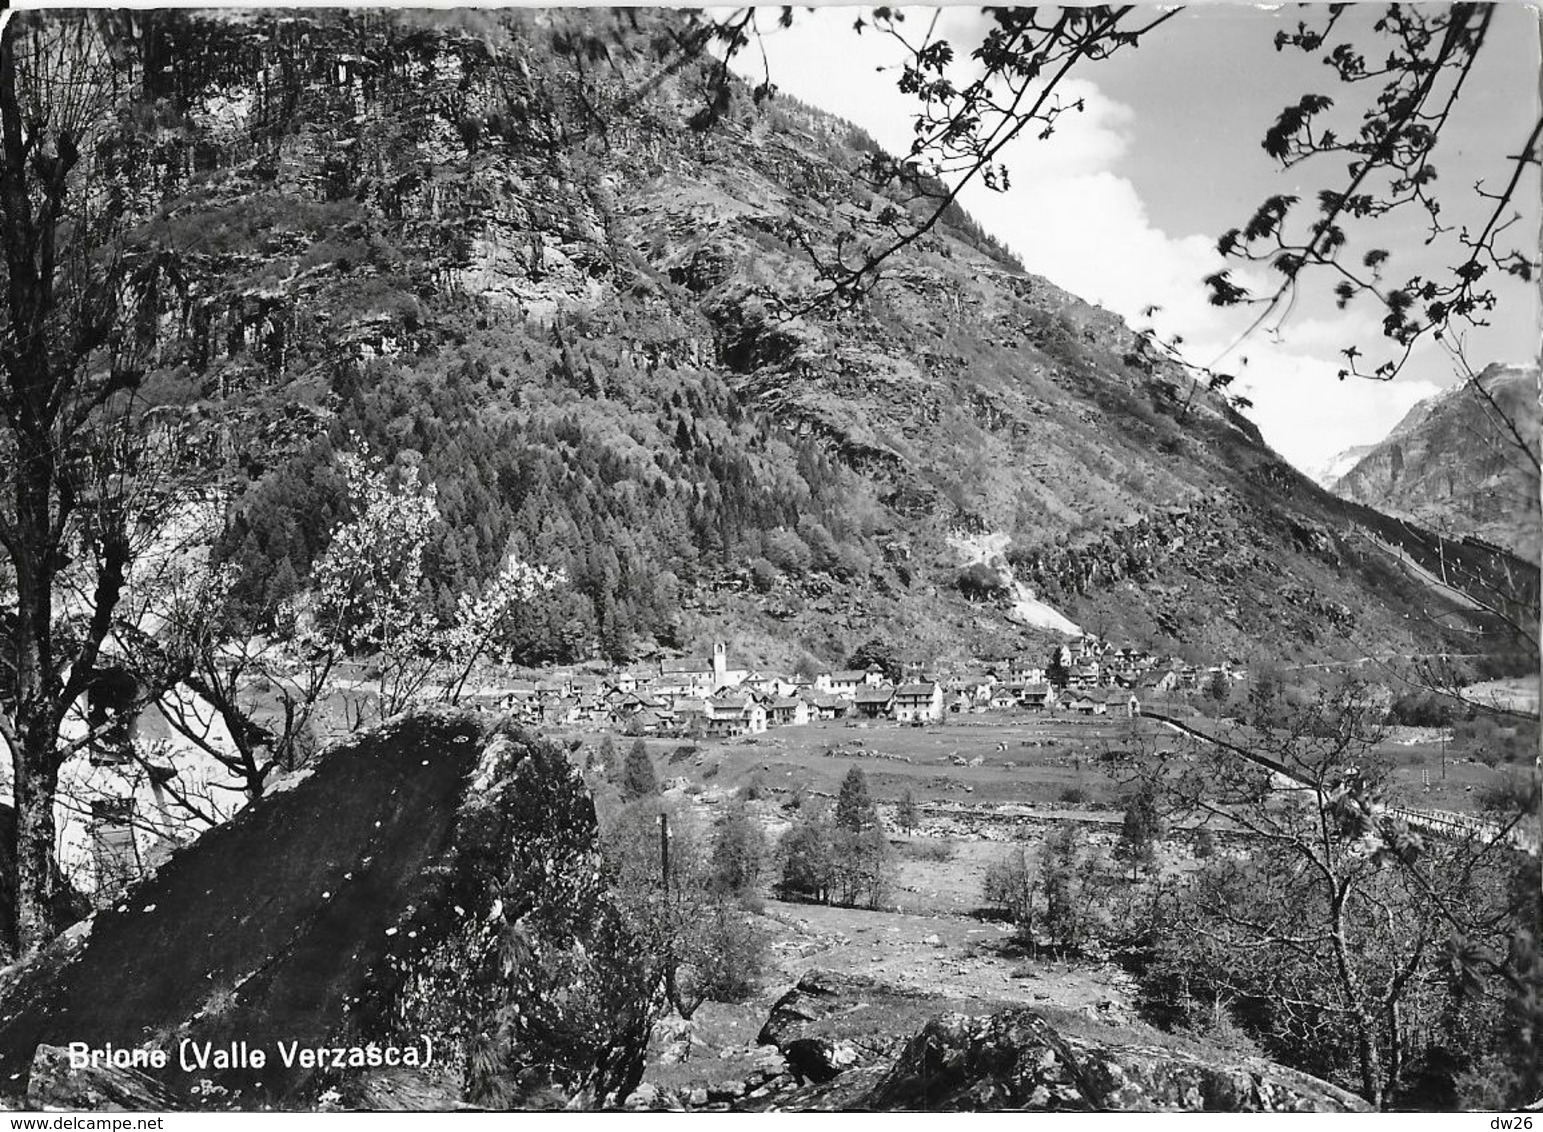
[391,729,657,1108]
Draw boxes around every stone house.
[893,682,943,723]
[703,693,767,736]
[1021,682,1058,711]
[1070,691,1107,716]
[852,684,895,719]
[765,696,810,727]
[989,688,1018,711]
[804,692,849,720]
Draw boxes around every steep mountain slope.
[108,8,1528,671]
[1333,365,1540,564]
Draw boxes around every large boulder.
[756,970,944,1084]
[0,712,650,1112]
[0,712,488,1109]
[861,1009,1370,1112]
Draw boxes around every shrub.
[983,845,1038,931]
[1040,824,1110,954]
[691,903,767,1002]
[901,838,955,862]
[1385,690,1464,727]
[1058,785,1090,806]
[748,557,779,593]
[764,528,813,575]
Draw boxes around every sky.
[728,4,1542,475]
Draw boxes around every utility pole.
[658,810,682,1016]
[659,811,670,894]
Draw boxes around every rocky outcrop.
[744,970,1370,1113]
[860,1009,1370,1112]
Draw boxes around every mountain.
[1305,444,1377,489]
[1332,365,1541,564]
[99,8,1531,672]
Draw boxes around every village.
[494,638,1247,736]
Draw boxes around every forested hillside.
[110,8,1527,670]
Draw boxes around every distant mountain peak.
[1331,364,1541,562]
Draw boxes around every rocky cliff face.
[1333,365,1540,563]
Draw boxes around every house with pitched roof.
[894,682,943,723]
[703,693,767,736]
[852,684,895,719]
[1021,682,1058,711]
[674,698,710,735]
[804,692,849,721]
[989,687,1019,711]
[765,696,810,727]
[1069,690,1107,715]
[823,668,885,699]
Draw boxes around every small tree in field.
[1201,670,1232,715]
[1115,784,1161,881]
[619,739,658,802]
[708,799,766,903]
[832,826,894,909]
[779,805,836,904]
[836,766,878,832]
[1040,823,1109,955]
[982,843,1040,944]
[825,766,892,907]
[897,789,918,836]
[597,735,618,780]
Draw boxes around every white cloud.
[1234,356,1441,472]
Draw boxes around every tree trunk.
[12,713,61,957]
[9,444,65,956]
[1329,888,1385,1109]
